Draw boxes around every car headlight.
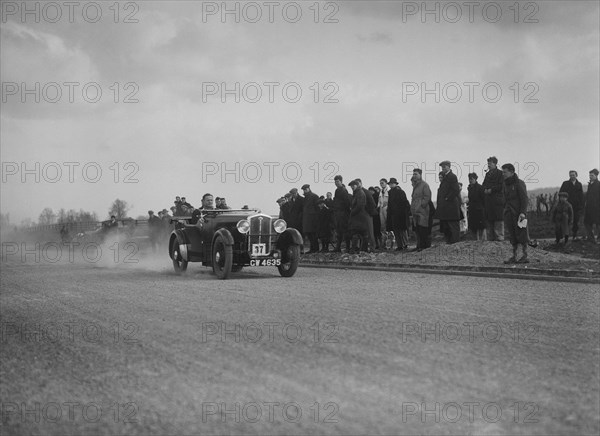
[273,219,287,233]
[236,219,250,234]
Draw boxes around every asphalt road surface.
[1,253,598,435]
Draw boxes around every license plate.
[250,258,281,266]
[251,243,267,255]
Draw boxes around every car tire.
[212,236,233,279]
[171,238,188,273]
[278,244,300,277]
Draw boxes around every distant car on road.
[169,209,303,279]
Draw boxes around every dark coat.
[348,188,370,233]
[302,191,320,233]
[559,179,584,211]
[148,216,162,234]
[280,201,292,222]
[387,186,411,230]
[552,200,573,236]
[363,187,378,216]
[467,182,486,231]
[333,185,351,231]
[503,174,528,215]
[317,206,333,238]
[435,171,461,221]
[482,167,504,221]
[584,180,600,225]
[287,196,304,233]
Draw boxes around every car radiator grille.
[248,215,274,255]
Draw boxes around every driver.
[190,193,215,225]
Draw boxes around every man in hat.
[584,168,600,243]
[482,156,505,241]
[287,188,304,234]
[317,198,333,252]
[410,169,432,250]
[502,163,529,263]
[348,180,370,253]
[356,178,378,251]
[387,177,411,250]
[180,197,193,215]
[301,184,320,253]
[559,170,584,240]
[436,161,461,244]
[217,197,231,210]
[333,175,351,252]
[552,192,573,245]
[147,210,162,253]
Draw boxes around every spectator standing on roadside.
[482,156,505,241]
[348,180,370,254]
[467,173,486,241]
[301,184,320,254]
[552,192,573,245]
[333,175,351,252]
[559,171,584,241]
[436,161,461,244]
[387,178,411,250]
[410,169,432,250]
[502,163,529,264]
[584,168,600,243]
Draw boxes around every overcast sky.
[1,0,599,223]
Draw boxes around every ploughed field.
[1,252,598,435]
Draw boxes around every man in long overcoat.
[435,161,461,244]
[410,169,432,250]
[287,188,304,235]
[301,184,320,253]
[333,175,351,252]
[559,170,584,240]
[348,180,370,253]
[502,163,529,263]
[584,168,600,243]
[387,178,411,250]
[482,156,505,241]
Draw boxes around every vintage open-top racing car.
[168,209,303,279]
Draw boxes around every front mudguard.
[276,228,303,249]
[169,230,191,261]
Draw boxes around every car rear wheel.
[171,238,188,273]
[212,236,232,279]
[278,244,299,277]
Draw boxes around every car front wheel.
[278,244,300,277]
[212,236,233,279]
[171,238,188,273]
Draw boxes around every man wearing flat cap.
[482,156,505,241]
[436,161,461,244]
[584,168,600,243]
[552,192,573,245]
[301,184,320,253]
